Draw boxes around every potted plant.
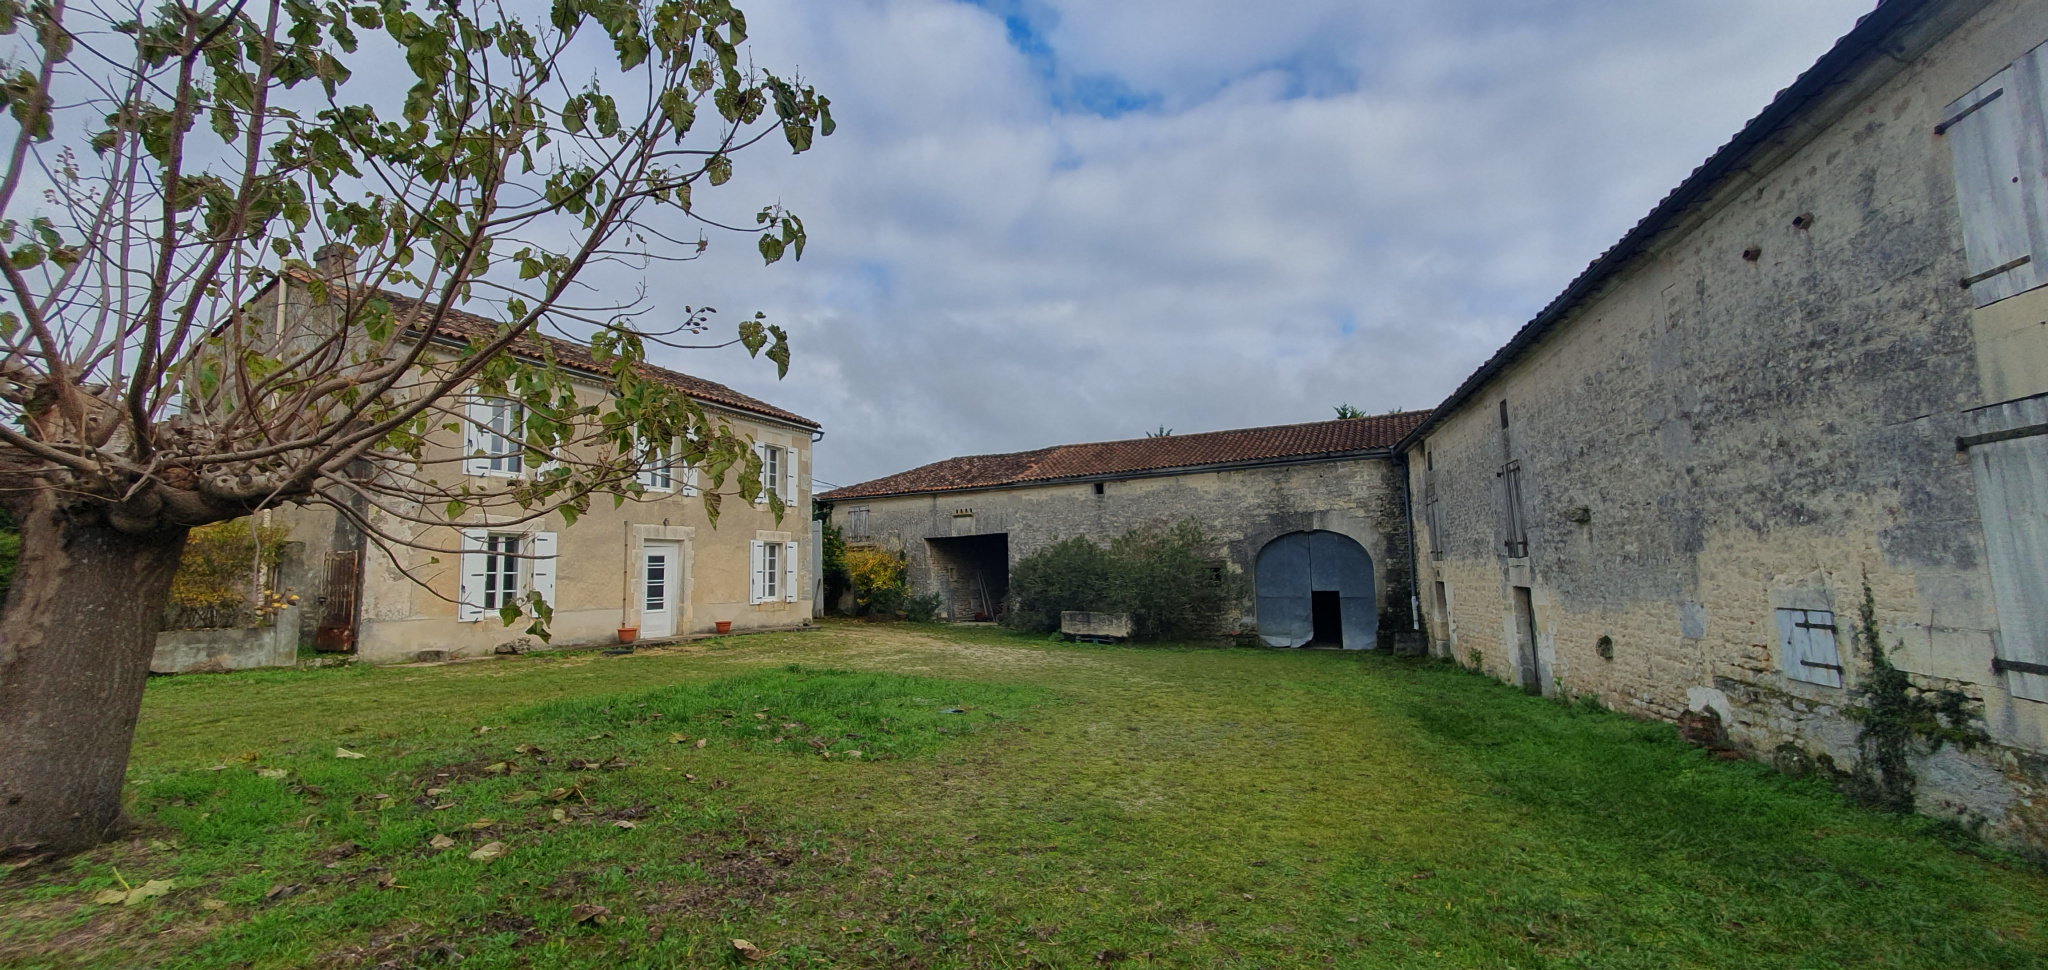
[715,620,733,635]
[617,625,639,644]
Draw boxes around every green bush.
[1006,520,1242,641]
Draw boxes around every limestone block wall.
[835,455,1417,644]
[1408,0,2048,844]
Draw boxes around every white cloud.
[616,0,1878,488]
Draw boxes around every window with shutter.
[1501,460,1530,558]
[529,532,557,609]
[763,541,781,600]
[749,540,765,604]
[1964,394,2048,702]
[635,438,673,492]
[481,534,522,610]
[1776,608,1844,688]
[467,397,524,476]
[458,529,488,621]
[784,540,799,603]
[1943,44,2048,307]
[848,508,869,540]
[682,461,700,497]
[785,447,798,506]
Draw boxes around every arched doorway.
[1255,530,1376,649]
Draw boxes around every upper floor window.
[636,438,674,492]
[1943,41,2048,307]
[847,507,870,540]
[464,397,523,476]
[753,442,795,504]
[1501,460,1529,558]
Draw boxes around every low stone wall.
[152,607,300,674]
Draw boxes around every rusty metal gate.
[315,550,360,653]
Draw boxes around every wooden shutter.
[752,443,768,505]
[1777,609,1843,688]
[529,531,558,609]
[683,460,699,497]
[785,445,799,507]
[749,540,765,605]
[1944,58,2048,307]
[1965,394,2048,702]
[458,528,488,621]
[463,397,489,476]
[784,540,799,603]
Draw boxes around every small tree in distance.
[0,0,831,857]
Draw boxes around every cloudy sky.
[635,0,1879,490]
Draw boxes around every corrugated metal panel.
[1255,531,1377,650]
[1965,394,2048,702]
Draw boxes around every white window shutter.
[529,531,558,609]
[463,398,488,476]
[784,540,799,603]
[1943,63,2046,306]
[683,460,699,497]
[785,445,799,507]
[749,540,765,605]
[753,443,768,504]
[458,528,488,621]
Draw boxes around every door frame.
[627,523,696,635]
[640,540,679,638]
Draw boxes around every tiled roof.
[819,411,1429,501]
[288,270,818,429]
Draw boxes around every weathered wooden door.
[1965,394,2048,701]
[315,550,359,653]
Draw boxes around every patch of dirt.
[644,831,806,918]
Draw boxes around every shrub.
[167,519,294,630]
[1006,520,1243,641]
[1006,537,1116,632]
[844,546,908,616]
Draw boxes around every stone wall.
[836,455,1416,644]
[1408,0,2048,845]
[151,607,301,674]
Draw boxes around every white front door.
[641,541,678,638]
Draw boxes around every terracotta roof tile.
[290,270,818,429]
[819,411,1429,501]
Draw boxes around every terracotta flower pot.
[617,627,639,644]
[715,620,733,635]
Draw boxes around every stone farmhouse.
[1403,0,2048,839]
[260,255,820,663]
[819,412,1426,650]
[825,0,2048,843]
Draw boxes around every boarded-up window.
[1501,460,1529,558]
[1963,394,2048,702]
[1943,43,2048,307]
[1776,608,1844,688]
[1424,469,1445,561]
[848,507,870,540]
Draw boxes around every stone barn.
[1403,0,2048,846]
[818,412,1428,647]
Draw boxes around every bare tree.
[0,0,831,858]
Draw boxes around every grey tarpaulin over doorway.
[1254,530,1376,649]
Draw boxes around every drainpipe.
[1399,451,1422,653]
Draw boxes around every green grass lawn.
[4,621,2046,969]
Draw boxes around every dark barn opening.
[926,533,1009,621]
[1311,590,1343,646]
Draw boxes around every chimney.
[312,243,357,284]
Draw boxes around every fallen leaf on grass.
[483,762,511,775]
[473,725,496,735]
[667,733,690,744]
[845,750,862,759]
[612,820,637,830]
[429,835,456,849]
[433,803,455,811]
[694,739,707,749]
[684,773,697,782]
[551,808,567,823]
[732,939,765,962]
[468,842,506,862]
[467,818,496,830]
[571,904,611,925]
[584,732,612,740]
[264,883,302,902]
[91,889,126,905]
[334,747,366,759]
[200,899,229,911]
[514,743,544,754]
[94,878,174,906]
[375,872,406,890]
[256,768,288,780]
[425,787,447,796]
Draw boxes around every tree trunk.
[0,492,188,859]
